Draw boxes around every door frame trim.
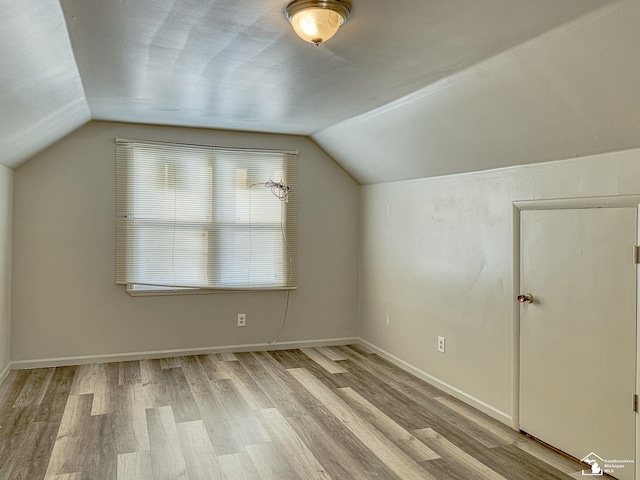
[512,195,640,476]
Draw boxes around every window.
[115,138,297,294]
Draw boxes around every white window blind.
[115,138,297,292]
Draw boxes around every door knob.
[517,293,534,304]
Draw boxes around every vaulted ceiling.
[1,0,638,183]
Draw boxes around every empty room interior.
[1,0,640,478]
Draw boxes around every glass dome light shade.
[291,8,343,45]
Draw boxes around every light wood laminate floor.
[0,345,588,479]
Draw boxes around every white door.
[520,207,636,480]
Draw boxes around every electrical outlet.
[237,313,246,327]
[437,336,445,353]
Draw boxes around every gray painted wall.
[0,166,12,376]
[359,147,640,421]
[12,121,359,363]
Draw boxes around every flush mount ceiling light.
[285,0,351,46]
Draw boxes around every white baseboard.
[358,338,512,426]
[10,337,359,370]
[0,362,10,385]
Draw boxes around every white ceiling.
[1,0,638,183]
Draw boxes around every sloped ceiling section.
[0,0,90,169]
[314,0,640,184]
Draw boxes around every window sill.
[125,285,297,297]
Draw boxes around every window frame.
[115,138,298,296]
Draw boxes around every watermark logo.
[581,453,603,476]
[581,452,634,476]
